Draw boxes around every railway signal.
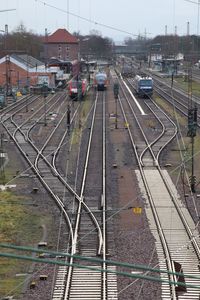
[42,82,48,126]
[113,82,119,99]
[187,108,197,138]
[187,107,198,193]
[67,104,71,131]
[77,80,82,101]
[113,83,119,129]
[189,175,196,193]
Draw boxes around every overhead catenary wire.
[184,0,199,4]
[33,0,141,37]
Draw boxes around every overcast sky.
[0,0,200,41]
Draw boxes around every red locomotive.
[68,78,88,100]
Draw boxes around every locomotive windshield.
[140,79,152,86]
[71,80,82,88]
[71,81,77,88]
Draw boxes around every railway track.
[53,91,117,300]
[1,67,200,299]
[1,89,118,299]
[115,71,200,299]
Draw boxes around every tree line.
[0,24,114,61]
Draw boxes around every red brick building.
[44,29,79,62]
[0,54,54,88]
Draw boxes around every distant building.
[0,54,55,88]
[43,29,79,62]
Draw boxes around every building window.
[58,45,62,52]
[66,46,70,51]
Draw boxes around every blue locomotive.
[134,75,153,97]
[0,94,5,108]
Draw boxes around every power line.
[184,0,199,4]
[0,9,16,13]
[34,0,140,37]
[1,243,200,284]
[0,251,200,289]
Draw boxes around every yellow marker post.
[125,122,129,128]
[133,207,142,215]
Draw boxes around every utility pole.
[197,0,200,36]
[165,25,167,36]
[67,0,69,30]
[187,21,190,36]
[0,133,5,184]
[4,24,8,51]
[45,28,48,70]
[5,54,11,105]
[187,69,197,193]
[187,106,197,193]
[175,25,177,36]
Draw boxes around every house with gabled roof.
[0,54,55,88]
[43,28,79,62]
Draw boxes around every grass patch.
[0,190,45,298]
[153,96,187,127]
[0,276,24,297]
[167,133,200,187]
[0,168,14,185]
[71,96,93,146]
[172,77,200,97]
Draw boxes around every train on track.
[68,78,88,100]
[94,72,108,91]
[0,93,5,108]
[121,63,134,77]
[134,75,153,97]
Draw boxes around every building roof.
[45,29,78,44]
[11,54,44,69]
[0,54,51,73]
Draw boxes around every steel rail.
[1,116,74,242]
[102,91,107,300]
[116,79,177,299]
[122,74,200,258]
[118,72,200,298]
[64,91,103,300]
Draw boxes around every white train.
[94,72,108,91]
[134,75,153,97]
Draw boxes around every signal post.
[113,83,119,129]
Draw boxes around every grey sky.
[0,0,199,41]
